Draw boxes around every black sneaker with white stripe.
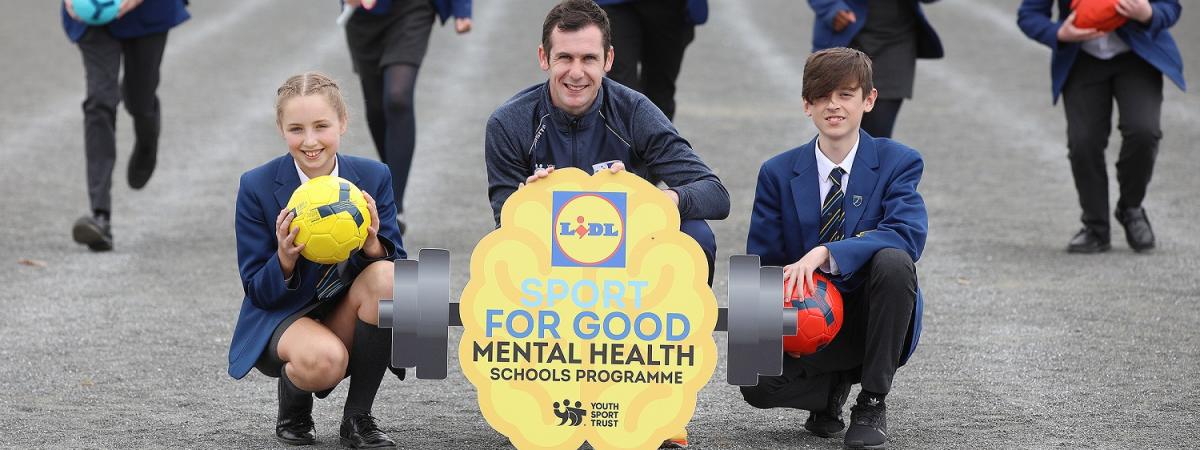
[844,396,887,449]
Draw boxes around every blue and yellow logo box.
[551,191,627,268]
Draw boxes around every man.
[742,48,927,449]
[484,0,728,287]
[483,1,728,446]
[1017,0,1185,253]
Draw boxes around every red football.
[782,272,844,356]
[1072,0,1127,33]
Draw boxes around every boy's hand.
[276,208,304,278]
[360,191,384,259]
[117,0,143,19]
[1115,0,1152,24]
[455,17,473,34]
[833,10,856,32]
[64,0,79,21]
[783,246,831,300]
[1058,11,1105,42]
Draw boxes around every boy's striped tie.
[819,167,846,244]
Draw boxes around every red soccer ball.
[782,272,844,356]
[1071,0,1127,33]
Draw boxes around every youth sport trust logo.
[551,192,626,268]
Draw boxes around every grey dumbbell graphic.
[378,251,798,386]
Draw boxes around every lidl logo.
[551,191,626,268]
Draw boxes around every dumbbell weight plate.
[727,255,760,386]
[416,249,450,379]
[387,259,420,369]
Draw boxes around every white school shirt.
[813,137,859,275]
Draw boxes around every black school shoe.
[72,213,113,251]
[1067,228,1110,254]
[127,141,157,189]
[1115,207,1155,252]
[276,377,316,446]
[844,397,887,449]
[340,413,396,449]
[805,376,852,437]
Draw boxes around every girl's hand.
[360,191,384,258]
[276,208,304,277]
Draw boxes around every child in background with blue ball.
[62,0,188,251]
[230,72,406,448]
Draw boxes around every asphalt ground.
[1,1,1198,448]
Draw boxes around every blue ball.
[71,0,119,26]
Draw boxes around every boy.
[741,47,927,449]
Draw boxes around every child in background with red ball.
[1018,0,1185,254]
[229,72,406,448]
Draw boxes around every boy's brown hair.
[802,47,874,104]
[541,0,611,61]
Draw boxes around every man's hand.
[117,0,143,19]
[360,191,385,259]
[520,165,555,188]
[1115,0,1153,24]
[276,208,304,279]
[455,17,473,34]
[782,246,830,301]
[833,10,857,32]
[1058,11,1106,42]
[662,189,679,206]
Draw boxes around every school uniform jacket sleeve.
[235,172,305,311]
[747,161,794,268]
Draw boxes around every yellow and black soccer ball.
[285,176,370,264]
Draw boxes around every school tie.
[819,167,846,244]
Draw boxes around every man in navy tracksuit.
[484,0,729,293]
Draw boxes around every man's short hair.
[541,0,612,61]
[802,47,874,103]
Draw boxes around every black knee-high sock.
[279,366,313,419]
[343,320,391,417]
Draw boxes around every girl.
[229,72,404,448]
[342,0,472,234]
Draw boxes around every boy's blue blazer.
[61,0,190,42]
[1017,0,1185,103]
[748,130,927,364]
[808,0,943,59]
[228,154,404,379]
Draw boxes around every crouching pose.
[742,48,927,449]
[229,72,405,448]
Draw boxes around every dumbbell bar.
[378,250,798,386]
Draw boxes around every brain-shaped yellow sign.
[459,168,718,450]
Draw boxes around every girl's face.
[279,94,346,178]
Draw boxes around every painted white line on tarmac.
[718,0,814,135]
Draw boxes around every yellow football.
[285,176,370,264]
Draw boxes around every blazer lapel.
[273,155,301,213]
[789,138,822,252]
[336,154,362,189]
[844,130,879,237]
